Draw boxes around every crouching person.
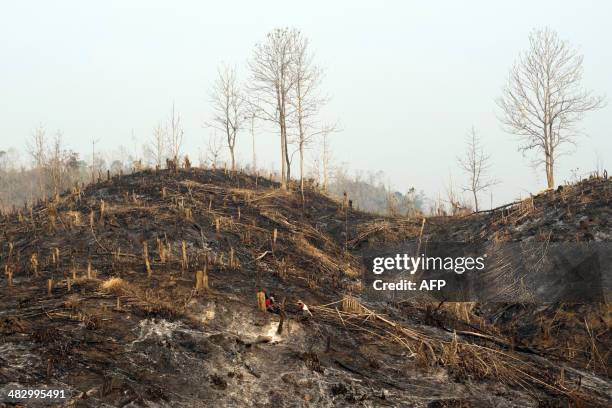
[266,293,280,314]
[297,300,313,320]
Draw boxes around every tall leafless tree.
[27,125,46,169]
[497,28,605,189]
[91,137,100,183]
[209,64,245,172]
[27,124,47,196]
[247,111,257,173]
[147,122,167,169]
[167,103,184,164]
[290,33,327,200]
[48,131,65,196]
[203,133,224,170]
[321,126,333,192]
[249,28,299,189]
[0,148,20,209]
[243,96,259,174]
[457,127,496,212]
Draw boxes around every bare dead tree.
[208,64,245,172]
[167,103,184,164]
[321,126,334,192]
[27,124,47,196]
[457,127,496,212]
[249,28,299,189]
[443,173,471,216]
[290,33,327,200]
[48,131,65,197]
[248,111,257,173]
[148,122,167,169]
[0,148,21,210]
[28,125,47,169]
[91,137,100,183]
[203,133,224,170]
[497,28,605,189]
[242,96,260,174]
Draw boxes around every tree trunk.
[251,118,256,173]
[546,162,554,189]
[322,149,328,192]
[545,153,554,189]
[284,133,291,182]
[280,124,287,189]
[299,140,305,204]
[229,146,236,172]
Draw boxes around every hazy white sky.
[1,0,610,206]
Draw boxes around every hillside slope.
[0,169,609,407]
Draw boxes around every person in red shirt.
[266,293,280,313]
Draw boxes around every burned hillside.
[0,169,610,407]
[353,175,611,387]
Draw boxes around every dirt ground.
[0,169,610,407]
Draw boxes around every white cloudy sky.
[1,0,610,207]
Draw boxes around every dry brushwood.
[195,269,208,292]
[143,241,152,277]
[0,169,607,407]
[311,300,609,406]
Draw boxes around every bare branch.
[207,64,245,172]
[497,27,605,188]
[167,103,184,163]
[248,27,302,188]
[457,127,498,211]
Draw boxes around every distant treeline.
[328,167,425,216]
[0,146,89,211]
[0,144,423,217]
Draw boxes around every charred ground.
[0,168,610,407]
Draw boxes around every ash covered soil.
[0,169,610,407]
